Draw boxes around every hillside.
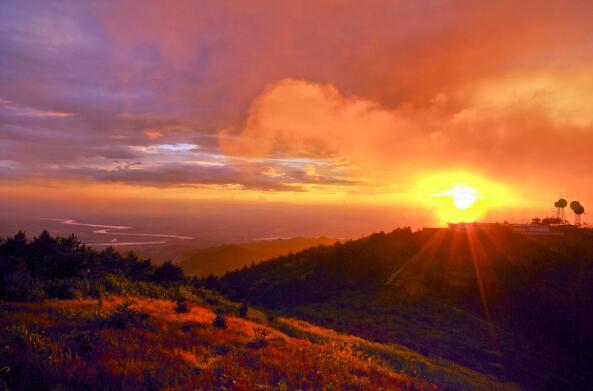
[220,225,593,389]
[0,230,512,389]
[179,237,338,276]
[0,296,516,390]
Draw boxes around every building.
[510,224,564,236]
[423,222,566,236]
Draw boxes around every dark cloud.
[44,162,350,192]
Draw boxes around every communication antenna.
[576,204,585,226]
[555,198,567,222]
[570,201,585,226]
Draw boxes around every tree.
[152,261,184,284]
[0,230,27,257]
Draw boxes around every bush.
[174,297,190,313]
[213,343,232,356]
[152,261,184,284]
[0,325,53,389]
[213,314,227,329]
[181,322,205,333]
[4,325,52,359]
[238,302,248,318]
[103,274,169,299]
[105,300,151,329]
[247,327,271,349]
[90,283,104,307]
[44,278,83,299]
[0,257,46,302]
[67,329,100,359]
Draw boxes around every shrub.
[152,260,184,284]
[213,314,227,329]
[105,300,151,329]
[67,329,100,359]
[182,322,206,333]
[174,297,190,313]
[247,327,271,349]
[205,296,220,305]
[4,325,52,359]
[238,302,248,318]
[213,343,232,356]
[0,257,46,302]
[43,278,83,299]
[0,325,53,390]
[89,283,104,307]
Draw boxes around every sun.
[414,172,517,225]
[436,185,480,210]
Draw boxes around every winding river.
[41,218,193,246]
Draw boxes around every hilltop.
[219,225,593,389]
[180,237,338,276]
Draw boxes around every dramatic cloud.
[221,77,593,193]
[2,0,593,217]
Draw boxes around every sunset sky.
[2,1,593,227]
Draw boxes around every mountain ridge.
[218,225,593,389]
[180,236,338,276]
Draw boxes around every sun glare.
[416,172,516,225]
[436,185,480,210]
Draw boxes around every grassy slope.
[219,227,593,389]
[180,237,338,276]
[274,317,516,390]
[0,296,514,390]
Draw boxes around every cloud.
[144,130,163,140]
[15,109,76,118]
[40,159,353,192]
[220,77,593,202]
[3,0,593,209]
[155,143,199,152]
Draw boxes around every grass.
[279,292,516,381]
[0,296,436,390]
[274,316,518,390]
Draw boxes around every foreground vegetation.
[0,230,195,303]
[0,230,513,390]
[0,297,435,390]
[220,225,593,389]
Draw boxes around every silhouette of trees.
[531,217,563,225]
[219,228,417,306]
[0,230,186,302]
[152,260,184,284]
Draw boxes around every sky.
[2,0,593,229]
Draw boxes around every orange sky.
[1,0,593,227]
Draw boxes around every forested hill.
[0,230,512,390]
[219,225,593,389]
[0,230,189,303]
[180,236,337,276]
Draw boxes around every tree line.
[0,230,186,302]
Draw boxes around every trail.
[384,257,416,286]
[40,218,193,246]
